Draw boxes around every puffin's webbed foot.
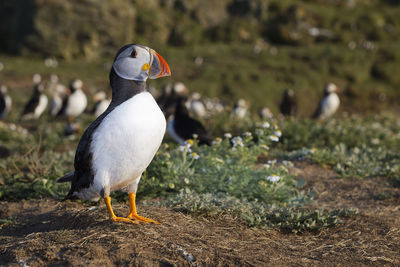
[128,213,159,224]
[128,193,159,224]
[111,216,139,224]
[104,196,139,224]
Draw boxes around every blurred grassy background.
[0,0,399,116]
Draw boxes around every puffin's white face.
[237,99,248,108]
[50,74,59,83]
[113,44,171,82]
[33,73,42,84]
[72,79,83,90]
[0,85,7,94]
[325,83,337,94]
[93,91,107,102]
[173,82,188,95]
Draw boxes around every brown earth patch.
[1,163,400,266]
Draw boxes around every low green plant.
[140,121,287,201]
[274,115,400,179]
[138,122,356,232]
[164,190,358,233]
[278,115,400,151]
[311,144,400,178]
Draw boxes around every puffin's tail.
[57,171,74,183]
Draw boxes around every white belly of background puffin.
[75,92,166,201]
[34,94,48,118]
[66,90,87,117]
[320,93,340,119]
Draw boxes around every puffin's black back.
[62,45,148,198]
[57,94,69,117]
[280,90,297,116]
[174,97,213,146]
[0,94,6,116]
[312,91,329,119]
[22,85,41,115]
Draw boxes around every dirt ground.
[1,163,399,267]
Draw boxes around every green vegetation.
[3,112,399,232]
[275,115,400,179]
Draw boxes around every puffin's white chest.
[34,94,48,118]
[320,93,340,119]
[66,89,87,117]
[90,92,166,193]
[50,94,63,116]
[190,100,206,118]
[1,95,11,118]
[94,99,111,117]
[234,107,247,119]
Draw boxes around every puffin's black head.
[111,44,171,82]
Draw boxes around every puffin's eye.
[130,48,137,58]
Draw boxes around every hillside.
[1,0,400,113]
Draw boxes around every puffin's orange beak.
[149,50,171,79]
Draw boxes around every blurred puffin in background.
[92,91,111,117]
[21,74,48,120]
[58,79,87,121]
[233,98,248,119]
[48,75,68,117]
[187,92,207,118]
[313,83,340,120]
[157,81,188,119]
[0,85,12,119]
[258,106,273,120]
[280,88,297,117]
[168,96,213,146]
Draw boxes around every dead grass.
[1,163,399,266]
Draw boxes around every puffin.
[280,88,297,116]
[204,97,225,115]
[313,83,340,120]
[157,82,189,119]
[258,106,273,119]
[167,96,213,146]
[0,85,12,119]
[58,79,87,120]
[46,74,61,94]
[49,76,68,117]
[32,73,42,85]
[233,99,248,119]
[58,44,171,224]
[92,91,111,117]
[65,121,81,136]
[188,92,206,118]
[21,83,48,120]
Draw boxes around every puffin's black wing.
[22,90,40,115]
[0,95,6,117]
[280,96,298,116]
[174,116,214,145]
[60,108,113,198]
[57,95,69,117]
[312,101,322,119]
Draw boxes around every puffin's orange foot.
[128,214,159,224]
[111,216,139,224]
